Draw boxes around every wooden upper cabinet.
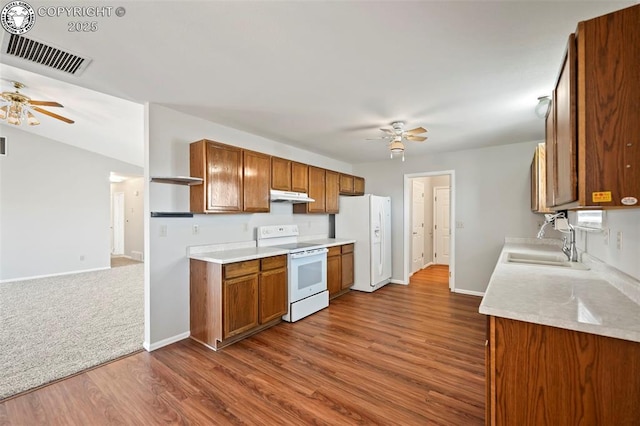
[354,177,365,195]
[339,174,354,194]
[291,162,309,193]
[545,96,556,208]
[307,166,326,213]
[271,157,291,191]
[325,170,340,213]
[339,174,366,196]
[243,150,271,213]
[532,143,553,213]
[578,6,640,208]
[552,33,578,207]
[295,166,325,213]
[547,5,640,209]
[190,140,243,213]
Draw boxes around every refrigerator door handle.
[378,209,384,277]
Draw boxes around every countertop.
[479,238,640,343]
[188,238,356,264]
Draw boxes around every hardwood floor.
[0,265,486,425]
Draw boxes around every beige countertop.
[479,238,640,343]
[187,238,356,264]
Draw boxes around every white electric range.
[257,225,329,322]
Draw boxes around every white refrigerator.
[335,194,392,292]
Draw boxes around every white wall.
[573,209,640,281]
[355,140,542,293]
[146,104,353,348]
[0,125,142,281]
[111,177,144,259]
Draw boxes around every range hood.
[270,189,315,203]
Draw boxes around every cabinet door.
[579,7,640,207]
[339,174,354,194]
[341,249,354,290]
[545,97,556,208]
[271,157,291,191]
[553,33,577,206]
[325,170,340,213]
[259,268,287,324]
[307,166,326,213]
[291,162,309,193]
[327,251,341,298]
[530,153,538,212]
[206,141,244,212]
[223,274,258,339]
[243,150,271,212]
[354,177,365,195]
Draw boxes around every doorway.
[404,171,455,290]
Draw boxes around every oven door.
[289,248,328,302]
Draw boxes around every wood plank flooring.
[0,265,487,425]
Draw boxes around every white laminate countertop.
[479,238,640,343]
[189,246,289,264]
[187,238,356,264]
[300,238,356,247]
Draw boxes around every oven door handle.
[290,248,328,259]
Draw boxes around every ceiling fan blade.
[379,128,393,134]
[406,135,427,142]
[405,126,427,135]
[30,100,64,107]
[32,106,75,124]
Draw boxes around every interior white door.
[112,192,125,255]
[411,180,425,274]
[434,187,450,265]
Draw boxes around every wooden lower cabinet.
[190,255,287,350]
[328,244,354,299]
[259,257,288,324]
[223,274,258,338]
[486,316,640,425]
[341,244,354,290]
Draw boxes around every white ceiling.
[0,0,636,165]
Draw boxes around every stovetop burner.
[271,242,322,251]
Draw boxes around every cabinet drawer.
[327,246,341,257]
[341,244,354,254]
[224,260,260,279]
[261,255,287,271]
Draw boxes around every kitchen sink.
[506,252,589,270]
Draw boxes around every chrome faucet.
[562,226,578,262]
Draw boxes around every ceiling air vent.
[1,34,92,76]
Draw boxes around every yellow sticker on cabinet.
[592,191,612,203]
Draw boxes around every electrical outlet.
[456,221,464,229]
[160,225,167,237]
[603,229,610,246]
[192,224,199,235]
[243,223,248,232]
[616,231,623,250]
[80,255,85,261]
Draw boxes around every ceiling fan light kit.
[368,120,427,161]
[0,81,74,126]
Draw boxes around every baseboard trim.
[144,331,190,352]
[453,288,485,297]
[0,267,111,284]
[390,279,408,285]
[422,262,435,269]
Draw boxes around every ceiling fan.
[0,81,74,126]
[367,121,428,161]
